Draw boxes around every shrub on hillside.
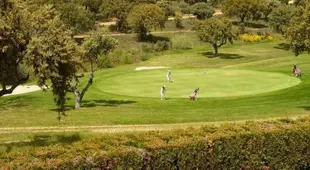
[108,24,117,32]
[123,53,133,64]
[109,49,122,65]
[109,48,144,65]
[171,34,194,49]
[140,54,150,61]
[1,117,310,169]
[155,41,170,51]
[142,41,171,53]
[141,43,155,53]
[174,12,183,29]
[179,2,191,14]
[121,48,144,64]
[98,54,114,68]
[267,35,273,41]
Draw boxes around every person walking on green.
[160,85,166,100]
[166,70,171,83]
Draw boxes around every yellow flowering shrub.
[267,35,273,41]
[239,33,274,42]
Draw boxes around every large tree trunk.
[213,44,219,57]
[74,89,81,109]
[240,16,245,23]
[139,25,149,41]
[74,71,94,109]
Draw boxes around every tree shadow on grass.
[274,43,290,51]
[50,105,74,112]
[82,99,137,108]
[0,95,37,110]
[297,106,310,111]
[0,133,81,153]
[49,100,137,111]
[143,34,171,43]
[201,52,245,59]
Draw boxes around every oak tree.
[25,5,83,119]
[260,0,281,21]
[194,18,238,56]
[127,4,165,40]
[192,2,215,20]
[269,4,297,34]
[73,34,118,109]
[0,0,32,96]
[285,0,310,56]
[156,0,173,19]
[223,0,261,23]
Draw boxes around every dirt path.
[96,10,223,26]
[73,30,194,38]
[0,116,300,134]
[0,123,210,134]
[98,15,197,26]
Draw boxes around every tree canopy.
[79,0,103,14]
[156,0,173,19]
[58,3,95,34]
[222,0,262,22]
[260,0,281,20]
[191,2,215,20]
[184,0,208,5]
[278,0,289,4]
[99,0,133,32]
[28,0,96,34]
[99,0,157,33]
[179,1,191,14]
[25,5,83,119]
[294,0,306,6]
[285,0,310,56]
[0,0,84,119]
[268,4,297,34]
[193,18,238,56]
[0,0,33,96]
[127,4,165,40]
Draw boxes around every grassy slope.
[0,41,309,128]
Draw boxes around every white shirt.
[160,87,166,94]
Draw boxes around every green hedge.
[1,117,310,169]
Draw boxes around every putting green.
[99,68,301,98]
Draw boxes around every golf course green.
[100,68,301,98]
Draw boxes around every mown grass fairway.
[0,41,309,132]
[101,68,300,98]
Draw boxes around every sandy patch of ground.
[135,66,170,71]
[97,21,117,26]
[214,9,223,16]
[168,14,196,20]
[3,85,41,96]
